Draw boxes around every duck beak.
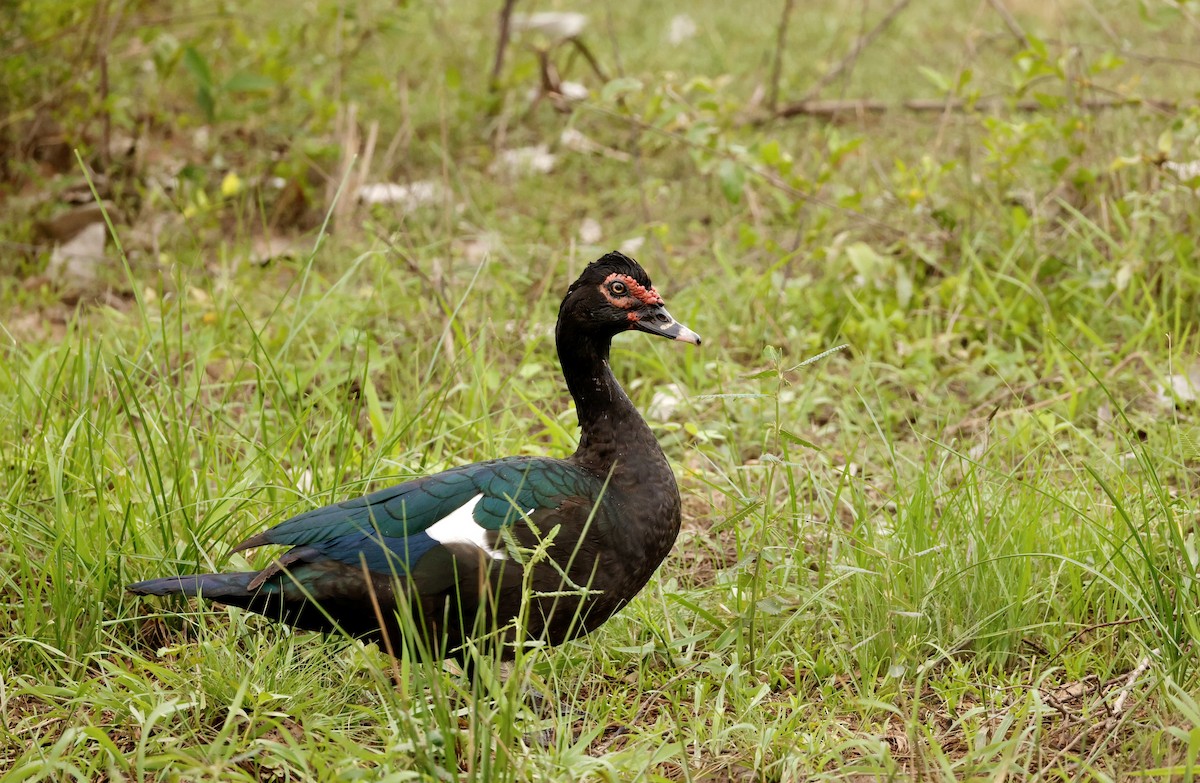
[632,305,702,345]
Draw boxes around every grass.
[4,0,1200,779]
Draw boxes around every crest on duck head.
[568,252,652,295]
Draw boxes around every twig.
[369,228,447,305]
[1051,617,1148,662]
[1072,652,1159,770]
[1035,37,1200,71]
[1036,655,1157,776]
[776,95,1182,119]
[604,5,625,78]
[96,0,114,170]
[357,119,379,199]
[768,0,797,112]
[799,0,913,102]
[490,0,520,87]
[985,0,1030,49]
[331,103,359,233]
[942,379,1065,439]
[377,76,411,177]
[1077,0,1120,45]
[570,37,609,82]
[1109,654,1152,718]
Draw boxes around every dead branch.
[569,36,609,82]
[775,95,1182,119]
[799,0,913,103]
[490,0,520,87]
[768,0,797,112]
[986,0,1030,49]
[1052,617,1149,662]
[1108,655,1152,718]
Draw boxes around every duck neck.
[557,324,662,476]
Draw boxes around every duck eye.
[609,281,628,295]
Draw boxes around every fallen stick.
[775,95,1182,119]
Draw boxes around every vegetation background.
[3,0,1200,779]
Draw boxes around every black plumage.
[128,252,700,660]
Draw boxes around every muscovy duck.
[128,252,700,660]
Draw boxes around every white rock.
[1164,160,1200,180]
[559,81,589,102]
[560,127,631,162]
[1166,373,1200,403]
[192,126,210,151]
[357,180,443,210]
[559,128,591,153]
[491,145,557,177]
[248,234,302,266]
[578,217,602,245]
[460,232,501,264]
[667,14,697,45]
[648,383,685,420]
[619,236,645,256]
[48,222,106,288]
[1156,366,1200,407]
[512,12,588,41]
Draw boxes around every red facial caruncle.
[599,273,663,313]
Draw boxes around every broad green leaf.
[224,71,275,94]
[779,429,819,451]
[182,46,212,88]
[918,66,951,93]
[717,159,744,204]
[600,76,643,102]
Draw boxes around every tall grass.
[5,0,1200,778]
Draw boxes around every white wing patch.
[425,494,506,560]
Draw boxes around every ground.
[3,0,1200,779]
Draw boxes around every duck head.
[560,252,701,345]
